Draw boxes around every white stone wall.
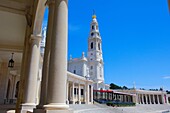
[68,59,89,77]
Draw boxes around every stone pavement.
[70,104,170,113]
[0,105,15,113]
[0,104,170,113]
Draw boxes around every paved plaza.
[70,104,170,113]
[0,104,170,113]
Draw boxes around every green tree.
[110,83,122,89]
[122,86,128,89]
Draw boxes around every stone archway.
[6,79,11,100]
[15,81,19,98]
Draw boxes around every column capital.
[45,0,55,6]
[30,34,42,43]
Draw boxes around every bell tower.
[87,13,104,83]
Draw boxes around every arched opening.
[6,79,10,99]
[15,81,20,98]
[91,42,93,49]
[92,25,95,30]
[91,33,94,37]
[98,43,100,50]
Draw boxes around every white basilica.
[0,0,169,111]
[40,14,109,105]
[67,14,109,91]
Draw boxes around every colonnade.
[19,0,72,113]
[67,81,93,104]
[93,91,134,103]
[137,94,167,104]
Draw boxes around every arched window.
[98,43,100,50]
[90,66,93,70]
[91,42,93,49]
[73,70,76,74]
[91,33,94,36]
[92,26,95,30]
[100,67,102,77]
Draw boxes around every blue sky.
[43,0,170,90]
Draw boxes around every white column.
[136,94,138,104]
[162,94,165,104]
[91,85,93,104]
[145,95,148,104]
[75,87,78,103]
[142,94,144,104]
[44,0,68,109]
[84,85,86,103]
[72,82,75,104]
[21,35,41,112]
[157,95,160,104]
[153,95,155,104]
[66,82,69,104]
[149,95,152,104]
[78,83,81,104]
[123,95,126,102]
[138,94,141,104]
[38,0,55,108]
[86,83,89,104]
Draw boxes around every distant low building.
[116,89,169,105]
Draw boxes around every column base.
[6,110,15,113]
[21,103,36,113]
[78,101,81,104]
[72,100,75,104]
[66,100,69,105]
[34,108,73,113]
[44,103,69,110]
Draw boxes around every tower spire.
[88,12,104,84]
[92,10,96,19]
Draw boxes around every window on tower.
[81,89,84,95]
[92,26,95,30]
[100,67,102,77]
[73,70,76,74]
[98,43,100,50]
[91,42,93,49]
[91,33,94,36]
[91,66,93,70]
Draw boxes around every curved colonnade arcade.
[137,91,168,105]
[0,1,170,113]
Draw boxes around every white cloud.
[163,76,170,79]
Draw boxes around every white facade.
[68,52,89,78]
[67,14,108,90]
